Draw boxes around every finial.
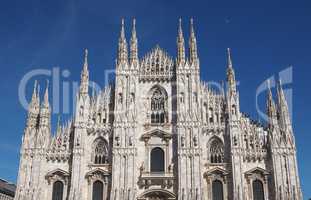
[31,80,38,100]
[267,79,274,99]
[190,18,195,36]
[57,115,61,128]
[179,18,182,29]
[267,79,271,89]
[227,48,233,68]
[44,79,49,104]
[92,81,96,97]
[33,80,37,93]
[85,48,88,60]
[131,18,137,39]
[37,82,40,99]
[178,18,183,36]
[120,18,125,39]
[84,48,88,65]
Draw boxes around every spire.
[26,81,40,128]
[277,79,287,108]
[130,18,138,65]
[177,18,185,64]
[83,48,88,71]
[118,18,128,65]
[39,80,51,129]
[276,79,291,127]
[226,48,236,93]
[189,18,198,64]
[31,80,37,103]
[266,80,277,121]
[227,48,233,69]
[43,80,49,107]
[29,80,40,112]
[79,49,89,95]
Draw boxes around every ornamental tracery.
[209,138,224,164]
[93,138,109,164]
[149,86,168,124]
[139,46,174,81]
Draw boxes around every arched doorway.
[138,189,176,200]
[92,180,104,200]
[52,181,64,200]
[212,180,224,200]
[253,179,264,200]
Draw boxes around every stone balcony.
[138,171,174,189]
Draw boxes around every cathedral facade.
[14,19,302,200]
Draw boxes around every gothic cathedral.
[14,19,302,200]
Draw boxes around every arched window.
[150,88,166,124]
[253,180,264,200]
[92,180,103,200]
[94,139,108,164]
[210,138,224,164]
[212,180,224,200]
[150,147,165,172]
[52,181,64,200]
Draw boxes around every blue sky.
[0,0,310,198]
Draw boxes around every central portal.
[137,189,176,200]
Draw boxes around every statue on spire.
[226,48,236,94]
[43,80,49,107]
[79,49,89,96]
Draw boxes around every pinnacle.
[44,79,49,105]
[227,48,233,68]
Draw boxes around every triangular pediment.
[46,168,69,178]
[245,167,269,175]
[204,167,229,177]
[85,168,110,178]
[141,129,172,140]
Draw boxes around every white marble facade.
[14,19,303,200]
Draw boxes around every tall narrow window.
[210,138,224,164]
[92,180,103,200]
[212,180,224,200]
[150,88,166,124]
[94,139,108,164]
[52,181,64,200]
[253,180,264,200]
[150,147,165,172]
[204,103,208,122]
[209,108,214,123]
[180,92,184,103]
